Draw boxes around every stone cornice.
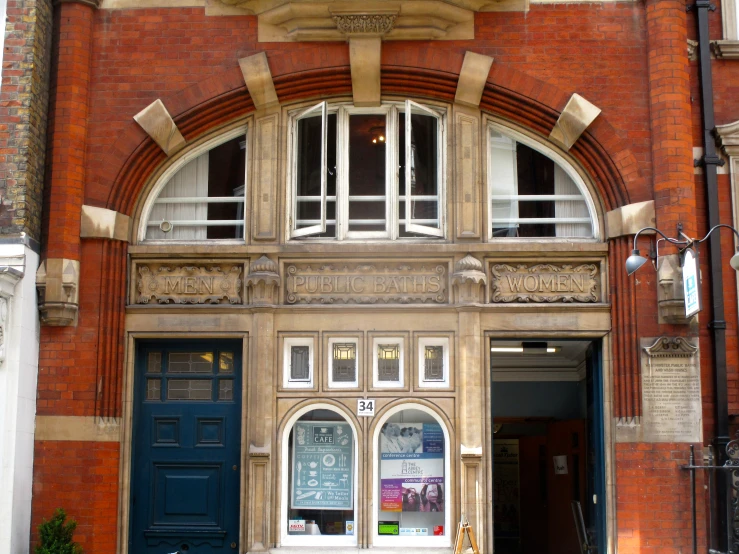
[210,0,527,41]
[711,40,739,59]
[716,119,739,158]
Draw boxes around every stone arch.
[99,63,639,222]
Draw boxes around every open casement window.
[143,131,246,241]
[292,101,332,238]
[488,127,595,239]
[403,100,443,237]
[290,100,444,241]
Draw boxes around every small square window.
[283,337,314,389]
[417,337,449,388]
[372,337,404,388]
[328,338,359,388]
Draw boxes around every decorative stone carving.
[137,264,243,304]
[640,336,701,443]
[490,263,599,303]
[36,258,80,326]
[452,254,486,304]
[331,12,397,36]
[285,261,447,304]
[246,255,280,305]
[657,254,691,324]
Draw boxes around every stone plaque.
[640,336,701,443]
[137,264,243,304]
[490,263,599,303]
[285,262,447,304]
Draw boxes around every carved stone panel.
[285,261,447,304]
[137,263,244,304]
[640,336,701,443]
[490,263,599,303]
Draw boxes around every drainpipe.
[692,0,729,550]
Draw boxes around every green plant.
[35,508,83,554]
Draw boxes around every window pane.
[332,343,357,383]
[168,352,214,374]
[147,352,162,373]
[145,134,246,240]
[291,346,311,381]
[348,114,386,233]
[218,379,234,401]
[146,378,161,400]
[378,410,446,538]
[399,112,440,238]
[490,130,593,238]
[424,346,445,381]
[377,344,400,382]
[296,113,337,237]
[167,379,212,400]
[219,352,234,373]
[288,412,355,537]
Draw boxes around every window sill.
[711,40,739,59]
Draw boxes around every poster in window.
[380,422,444,512]
[291,421,353,510]
[493,439,520,541]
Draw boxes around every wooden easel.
[453,515,480,554]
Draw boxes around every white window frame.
[486,122,600,241]
[280,403,359,547]
[283,337,314,389]
[328,337,359,389]
[288,101,445,241]
[138,126,248,243]
[372,403,452,548]
[372,337,405,389]
[417,337,450,389]
[404,100,444,237]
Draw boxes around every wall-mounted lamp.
[626,223,739,318]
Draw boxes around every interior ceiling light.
[490,342,560,354]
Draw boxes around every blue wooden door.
[131,341,242,554]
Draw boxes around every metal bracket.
[695,154,726,167]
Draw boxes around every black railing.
[684,433,739,554]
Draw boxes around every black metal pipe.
[693,0,730,549]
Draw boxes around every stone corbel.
[36,258,80,326]
[246,255,280,305]
[452,254,486,304]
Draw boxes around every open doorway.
[491,339,605,554]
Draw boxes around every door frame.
[484,331,615,554]
[118,332,249,554]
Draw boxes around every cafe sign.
[490,263,599,303]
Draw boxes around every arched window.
[140,128,247,241]
[281,406,358,547]
[373,404,451,548]
[488,124,598,240]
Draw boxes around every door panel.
[131,341,242,554]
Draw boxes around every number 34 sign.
[357,399,375,417]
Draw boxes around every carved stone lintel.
[136,264,243,304]
[490,263,599,303]
[246,255,280,305]
[36,258,80,326]
[643,336,699,358]
[331,11,398,36]
[452,254,486,304]
[285,261,447,305]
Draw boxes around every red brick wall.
[31,441,120,553]
[616,443,705,553]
